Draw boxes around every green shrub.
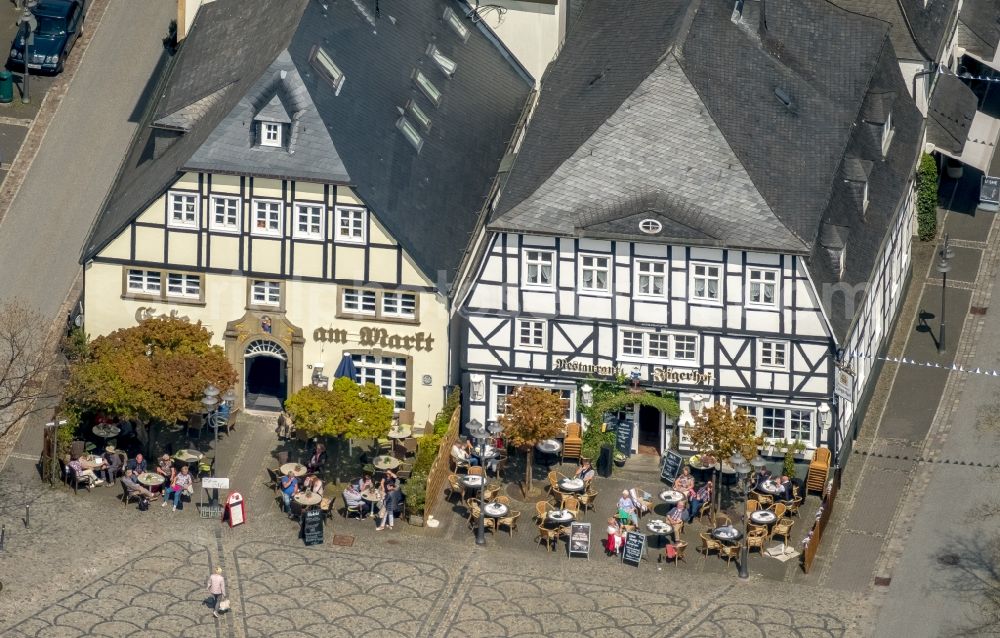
[582,425,615,461]
[404,471,428,515]
[917,152,938,241]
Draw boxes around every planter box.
[408,514,425,527]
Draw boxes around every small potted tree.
[613,450,627,467]
[404,472,427,526]
[502,386,566,498]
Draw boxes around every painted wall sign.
[553,358,623,376]
[313,326,435,351]
[552,358,713,386]
[135,307,191,323]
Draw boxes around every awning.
[958,0,1000,69]
[935,109,1000,175]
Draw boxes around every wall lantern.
[469,374,485,402]
[581,383,593,407]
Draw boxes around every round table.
[92,424,120,439]
[749,510,777,526]
[659,489,685,505]
[79,454,106,471]
[474,445,500,461]
[483,502,509,518]
[373,455,401,471]
[536,439,562,454]
[294,491,322,508]
[459,475,485,490]
[546,509,575,524]
[280,462,308,477]
[387,426,411,439]
[361,489,383,517]
[174,449,203,464]
[646,520,674,548]
[711,526,743,543]
[137,472,165,489]
[758,480,783,496]
[558,478,586,494]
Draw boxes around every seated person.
[673,466,695,492]
[754,466,772,490]
[305,443,327,474]
[688,481,713,519]
[629,487,652,515]
[126,453,147,475]
[155,454,176,483]
[343,483,369,517]
[306,475,324,495]
[278,471,298,516]
[462,439,480,466]
[617,490,639,527]
[451,442,471,466]
[605,517,624,555]
[666,499,689,526]
[100,447,123,486]
[162,465,193,511]
[356,474,374,492]
[777,475,794,501]
[380,469,398,491]
[68,456,103,489]
[121,469,154,499]
[574,459,595,483]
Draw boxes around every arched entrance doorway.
[244,339,287,411]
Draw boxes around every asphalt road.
[0,0,174,317]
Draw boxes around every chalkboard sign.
[621,531,645,566]
[569,522,591,558]
[614,420,634,456]
[982,176,1000,208]
[659,451,684,483]
[301,510,324,546]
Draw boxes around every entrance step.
[610,453,664,483]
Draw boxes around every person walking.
[207,567,226,618]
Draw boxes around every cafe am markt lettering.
[313,326,434,351]
[553,358,713,386]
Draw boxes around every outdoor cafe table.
[280,462,308,478]
[361,488,383,516]
[92,424,120,439]
[373,455,401,471]
[711,526,743,544]
[558,478,586,494]
[757,479,784,496]
[459,475,485,492]
[387,426,411,455]
[483,502,509,519]
[749,510,777,527]
[646,519,674,548]
[545,509,575,527]
[659,489,685,506]
[174,449,204,465]
[294,491,322,509]
[137,472,165,490]
[474,444,500,461]
[536,439,561,470]
[80,454,106,471]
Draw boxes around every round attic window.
[639,219,662,234]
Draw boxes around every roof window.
[310,46,346,96]
[639,219,662,234]
[442,6,470,41]
[414,70,441,106]
[406,99,432,131]
[427,44,457,77]
[396,117,424,152]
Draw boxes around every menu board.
[301,510,324,546]
[614,419,634,456]
[659,451,684,483]
[621,531,645,567]
[569,522,591,558]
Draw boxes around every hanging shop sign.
[834,367,854,403]
[312,326,435,351]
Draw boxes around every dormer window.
[881,111,894,155]
[261,122,282,147]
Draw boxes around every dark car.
[7,0,86,74]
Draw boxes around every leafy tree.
[284,377,393,441]
[687,402,761,463]
[917,152,939,241]
[0,300,60,440]
[63,317,237,448]
[500,386,566,494]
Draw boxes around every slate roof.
[958,0,1000,60]
[84,0,533,286]
[826,0,958,62]
[491,0,922,341]
[927,73,978,154]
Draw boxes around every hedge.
[917,153,938,241]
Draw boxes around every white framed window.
[342,288,376,315]
[738,404,815,444]
[251,280,280,306]
[353,354,408,411]
[382,292,417,319]
[167,192,198,228]
[619,329,698,364]
[442,6,470,41]
[691,263,721,302]
[414,70,441,106]
[166,273,200,298]
[747,268,778,306]
[335,206,366,243]
[759,340,788,369]
[261,122,282,147]
[127,269,160,294]
[881,111,894,155]
[252,199,282,236]
[294,203,324,239]
[406,100,432,132]
[789,410,811,440]
[579,254,610,292]
[635,260,666,297]
[761,407,785,439]
[492,383,518,418]
[396,116,424,152]
[517,319,545,349]
[490,381,574,421]
[524,250,554,287]
[210,196,240,232]
[427,44,457,77]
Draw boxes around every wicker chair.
[784,497,803,517]
[320,489,336,520]
[467,501,482,529]
[562,496,581,516]
[697,503,715,525]
[547,471,560,494]
[537,525,561,551]
[565,422,582,439]
[495,495,511,506]
[578,489,598,513]
[714,514,732,528]
[755,493,774,508]
[746,528,768,554]
[771,517,794,544]
[446,474,463,502]
[468,466,485,477]
[807,448,831,494]
[663,540,688,566]
[746,500,760,514]
[699,533,722,560]
[720,543,740,565]
[535,501,552,523]
[483,483,501,502]
[770,502,787,519]
[497,511,519,536]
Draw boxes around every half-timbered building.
[80,0,531,419]
[455,0,921,463]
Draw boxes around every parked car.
[7,0,86,74]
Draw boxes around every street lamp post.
[466,418,487,546]
[937,234,954,354]
[202,385,220,458]
[730,452,752,579]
